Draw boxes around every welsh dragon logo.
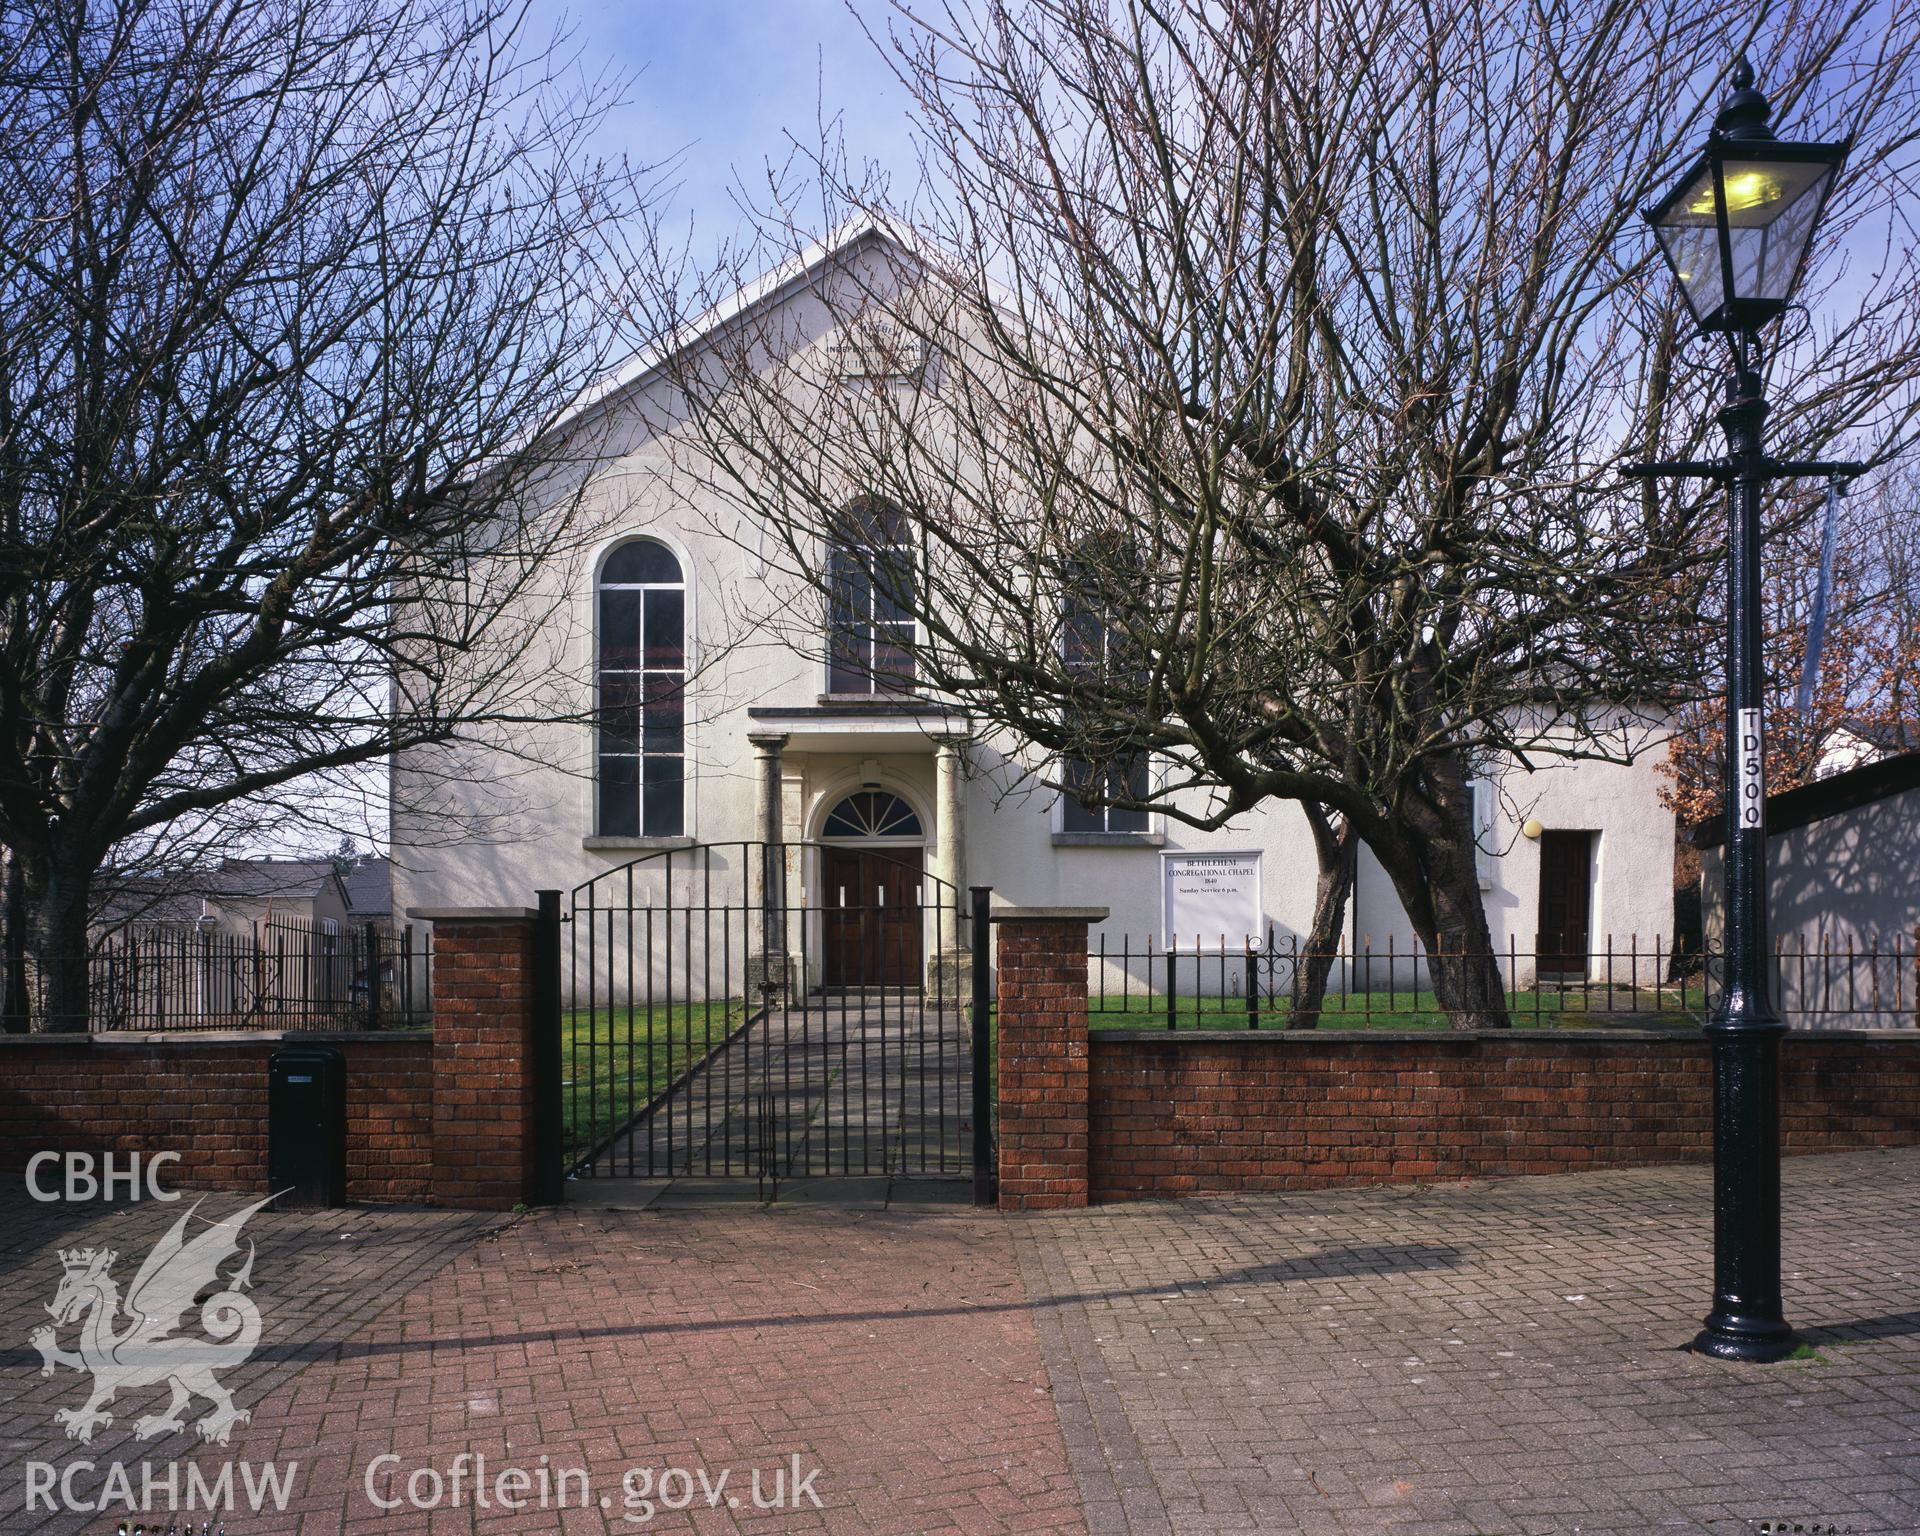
[31,1195,270,1445]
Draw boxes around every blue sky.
[536,2,920,259]
[306,6,923,858]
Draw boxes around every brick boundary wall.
[1087,1031,1920,1201]
[0,905,548,1210]
[993,907,1106,1211]
[990,917,1920,1207]
[0,1033,435,1202]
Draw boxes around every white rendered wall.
[1701,782,1920,1029]
[391,237,1678,1004]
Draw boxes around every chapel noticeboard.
[1162,851,1263,946]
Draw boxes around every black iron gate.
[551,841,989,1196]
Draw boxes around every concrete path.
[593,997,973,1185]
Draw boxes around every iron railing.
[6,917,433,1032]
[1086,929,1919,1030]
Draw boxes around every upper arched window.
[597,539,686,837]
[1060,565,1148,833]
[826,498,917,695]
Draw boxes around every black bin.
[268,1045,347,1208]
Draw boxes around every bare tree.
[0,0,658,1029]
[634,0,1920,1026]
[1661,468,1920,825]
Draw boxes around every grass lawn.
[557,980,1712,1159]
[561,1000,751,1162]
[1083,985,1708,1031]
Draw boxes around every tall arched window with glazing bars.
[826,497,917,695]
[1061,566,1148,832]
[597,540,685,836]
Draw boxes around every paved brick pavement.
[2,1183,1080,1536]
[1013,1146,1920,1536]
[0,1187,490,1535]
[5,1149,1917,1536]
[127,1200,1078,1535]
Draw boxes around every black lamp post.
[1631,58,1853,1363]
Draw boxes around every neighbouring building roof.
[1691,749,1920,849]
[199,857,341,901]
[341,854,391,919]
[94,856,348,926]
[1834,716,1920,754]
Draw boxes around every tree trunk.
[1421,849,1509,1029]
[1,854,27,1033]
[1288,808,1356,1030]
[25,856,93,1033]
[1375,768,1511,1030]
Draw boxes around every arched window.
[597,540,685,837]
[827,498,917,694]
[1061,568,1148,833]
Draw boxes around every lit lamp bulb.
[1688,170,1785,219]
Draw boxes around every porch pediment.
[745,702,970,755]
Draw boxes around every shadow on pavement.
[1799,1309,1920,1343]
[0,1240,1464,1369]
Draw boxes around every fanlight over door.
[821,791,922,840]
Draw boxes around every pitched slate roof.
[94,856,347,925]
[199,857,339,900]
[341,855,391,918]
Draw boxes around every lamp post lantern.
[1633,58,1853,1363]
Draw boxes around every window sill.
[583,835,697,852]
[1051,831,1166,848]
[815,692,930,706]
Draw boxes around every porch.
[745,702,972,993]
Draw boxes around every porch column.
[746,732,793,998]
[930,735,971,996]
[932,735,967,895]
[748,731,788,846]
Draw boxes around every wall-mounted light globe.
[1643,60,1846,333]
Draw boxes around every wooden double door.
[821,846,925,987]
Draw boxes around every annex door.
[822,846,925,987]
[1537,830,1594,979]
